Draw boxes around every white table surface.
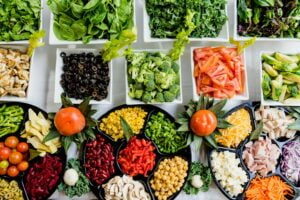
[2,0,299,199]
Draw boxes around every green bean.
[0,105,24,137]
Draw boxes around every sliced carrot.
[200,55,219,73]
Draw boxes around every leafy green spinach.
[146,0,227,38]
[47,0,134,43]
[0,0,41,41]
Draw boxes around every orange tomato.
[190,110,217,136]
[17,161,29,171]
[0,147,11,160]
[5,136,19,148]
[54,107,86,136]
[0,167,7,175]
[16,142,29,153]
[9,152,23,165]
[7,166,19,177]
[0,142,5,149]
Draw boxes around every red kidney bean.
[84,135,115,185]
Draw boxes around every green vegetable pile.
[262,52,300,104]
[145,0,227,38]
[237,0,300,38]
[0,0,41,41]
[184,162,212,195]
[58,159,90,198]
[47,0,134,44]
[145,112,187,153]
[0,105,24,137]
[126,51,180,103]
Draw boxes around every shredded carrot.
[245,176,294,200]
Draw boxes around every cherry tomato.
[0,167,7,175]
[0,142,5,149]
[17,161,29,171]
[5,136,19,148]
[190,110,217,136]
[0,147,12,160]
[7,166,19,177]
[9,152,23,165]
[16,142,29,153]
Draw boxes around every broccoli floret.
[142,92,152,103]
[128,65,140,79]
[169,85,180,95]
[161,73,177,89]
[134,90,144,99]
[155,93,165,102]
[155,71,167,84]
[171,62,179,73]
[145,79,156,91]
[164,91,176,102]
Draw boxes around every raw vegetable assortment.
[25,154,63,200]
[193,47,246,99]
[145,0,227,38]
[0,136,29,177]
[0,0,41,41]
[237,0,300,38]
[281,139,300,186]
[255,106,297,139]
[99,107,147,141]
[243,137,281,176]
[210,151,248,198]
[84,135,115,185]
[183,162,212,195]
[47,0,134,43]
[58,159,90,198]
[245,176,294,200]
[0,179,24,200]
[0,48,31,98]
[60,52,110,101]
[262,52,300,104]
[103,175,151,200]
[118,136,156,177]
[145,112,187,153]
[150,156,188,200]
[126,51,180,103]
[217,108,252,148]
[0,105,24,137]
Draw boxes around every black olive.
[60,52,66,58]
[87,52,94,58]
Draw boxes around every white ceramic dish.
[0,0,43,44]
[233,0,300,42]
[143,0,229,43]
[54,48,112,104]
[49,3,136,45]
[125,50,183,105]
[0,45,35,102]
[190,46,249,101]
[260,51,300,106]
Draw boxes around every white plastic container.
[49,3,136,45]
[54,48,112,104]
[190,46,249,101]
[125,50,183,105]
[233,0,300,42]
[143,0,229,43]
[0,45,35,102]
[0,1,43,44]
[260,51,300,106]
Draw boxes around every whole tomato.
[0,167,7,175]
[0,147,12,160]
[54,107,86,136]
[16,142,29,153]
[190,110,217,136]
[9,152,23,165]
[17,161,29,171]
[5,136,19,148]
[7,166,19,177]
[0,142,4,149]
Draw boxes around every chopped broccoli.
[155,93,165,102]
[145,79,156,91]
[164,91,176,102]
[171,62,179,73]
[142,92,152,103]
[128,65,140,79]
